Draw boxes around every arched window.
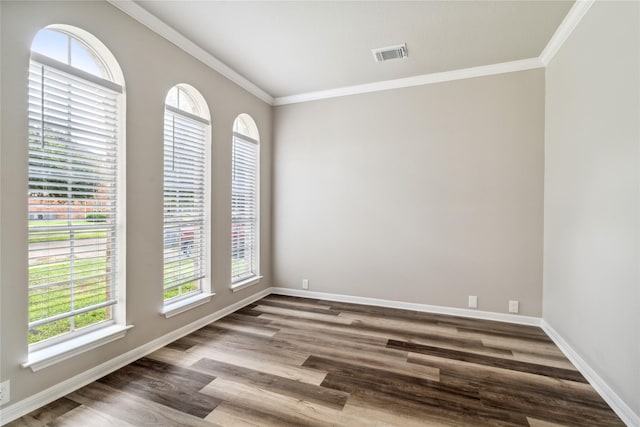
[163,85,211,308]
[27,26,126,351]
[231,114,260,287]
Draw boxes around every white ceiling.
[134,1,573,99]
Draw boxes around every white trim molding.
[161,292,214,319]
[105,0,274,105]
[539,0,596,66]
[104,2,594,106]
[105,1,594,106]
[542,320,640,427]
[0,288,271,425]
[273,58,544,106]
[270,287,542,327]
[231,276,263,293]
[22,325,134,372]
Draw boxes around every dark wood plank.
[97,357,220,418]
[303,355,530,426]
[66,382,218,427]
[256,297,342,316]
[388,339,587,382]
[165,336,198,352]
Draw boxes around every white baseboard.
[270,287,542,326]
[542,320,639,427]
[0,288,271,425]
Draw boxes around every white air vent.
[371,43,407,63]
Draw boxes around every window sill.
[23,324,133,372]
[161,292,214,318]
[231,276,263,292]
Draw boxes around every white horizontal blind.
[163,109,207,302]
[27,59,120,345]
[231,133,258,283]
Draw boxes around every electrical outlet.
[0,380,10,405]
[468,295,478,309]
[509,300,519,314]
[302,279,309,290]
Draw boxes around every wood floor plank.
[304,356,529,426]
[97,357,220,418]
[187,337,311,369]
[200,377,378,427]
[338,312,517,358]
[193,357,350,410]
[480,388,623,427]
[388,339,587,382]
[187,344,327,385]
[66,382,221,427]
[252,304,354,324]
[146,346,204,367]
[209,317,280,337]
[4,397,79,427]
[275,331,440,382]
[340,397,454,427]
[526,418,571,427]
[510,351,576,370]
[262,295,334,310]
[255,298,341,315]
[408,352,600,402]
[261,313,391,345]
[342,391,518,427]
[47,405,138,427]
[205,402,300,427]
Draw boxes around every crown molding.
[273,57,544,106]
[540,0,596,66]
[107,0,593,107]
[106,0,274,105]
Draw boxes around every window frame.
[161,84,213,317]
[230,115,261,291]
[24,26,129,370]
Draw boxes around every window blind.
[27,59,121,345]
[163,109,207,301]
[231,132,258,283]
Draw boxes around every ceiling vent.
[371,43,408,63]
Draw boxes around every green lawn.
[29,256,202,344]
[163,258,198,300]
[29,258,110,344]
[29,219,107,243]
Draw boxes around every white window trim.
[231,275,263,293]
[22,324,133,372]
[161,292,214,318]
[27,27,128,354]
[231,129,260,286]
[161,84,212,312]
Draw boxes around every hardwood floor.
[7,295,624,426]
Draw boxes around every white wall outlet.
[302,279,309,290]
[468,295,478,309]
[0,380,10,405]
[509,300,519,314]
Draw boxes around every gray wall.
[543,1,640,417]
[0,0,272,407]
[273,69,545,316]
